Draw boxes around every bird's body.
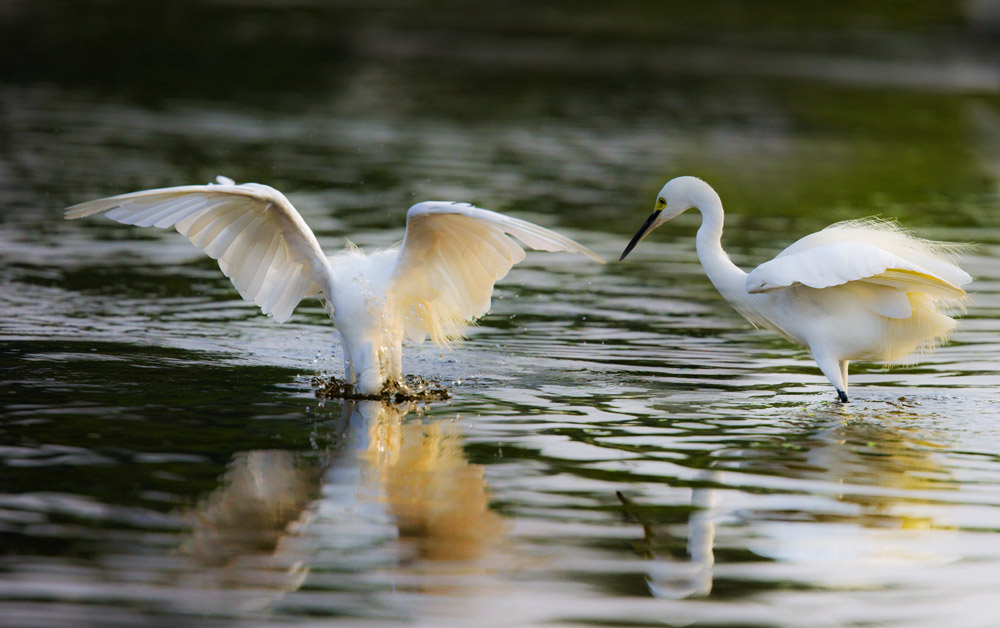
[620,176,971,401]
[65,177,603,395]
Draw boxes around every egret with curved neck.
[620,176,971,402]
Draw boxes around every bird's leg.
[813,352,849,403]
[387,337,413,396]
[338,329,360,392]
[839,360,850,402]
[340,324,386,396]
[390,337,403,382]
[353,340,385,396]
[344,354,355,385]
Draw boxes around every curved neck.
[692,193,747,300]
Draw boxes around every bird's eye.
[657,197,666,206]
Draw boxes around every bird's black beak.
[619,210,662,261]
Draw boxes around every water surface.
[2,2,1000,626]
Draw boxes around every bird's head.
[619,176,710,261]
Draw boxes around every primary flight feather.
[619,176,971,402]
[65,177,604,395]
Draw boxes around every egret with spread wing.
[619,176,971,402]
[66,176,604,395]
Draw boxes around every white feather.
[745,241,967,300]
[390,201,603,345]
[66,184,604,394]
[621,175,973,400]
[65,180,333,323]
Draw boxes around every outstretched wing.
[65,178,334,323]
[745,241,969,300]
[389,201,604,345]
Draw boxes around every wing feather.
[258,243,290,311]
[390,201,604,345]
[746,241,967,301]
[245,231,282,300]
[216,214,267,271]
[203,207,259,259]
[772,217,973,287]
[263,261,297,316]
[65,179,333,322]
[173,198,226,234]
[151,197,210,228]
[188,203,245,249]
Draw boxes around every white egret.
[619,176,971,402]
[65,176,604,395]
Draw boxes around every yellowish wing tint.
[390,201,603,345]
[866,268,967,301]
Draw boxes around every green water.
[2,2,1000,626]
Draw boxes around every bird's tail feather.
[397,297,472,348]
[880,292,964,363]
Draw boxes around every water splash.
[311,373,453,402]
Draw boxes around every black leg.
[837,389,849,403]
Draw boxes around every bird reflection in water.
[618,474,719,600]
[176,399,505,611]
[354,400,506,562]
[177,450,320,610]
[619,402,952,600]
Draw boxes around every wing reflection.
[623,404,953,600]
[176,449,320,611]
[352,400,506,561]
[183,450,321,568]
[177,399,504,608]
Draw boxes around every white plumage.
[619,176,971,401]
[66,176,604,394]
